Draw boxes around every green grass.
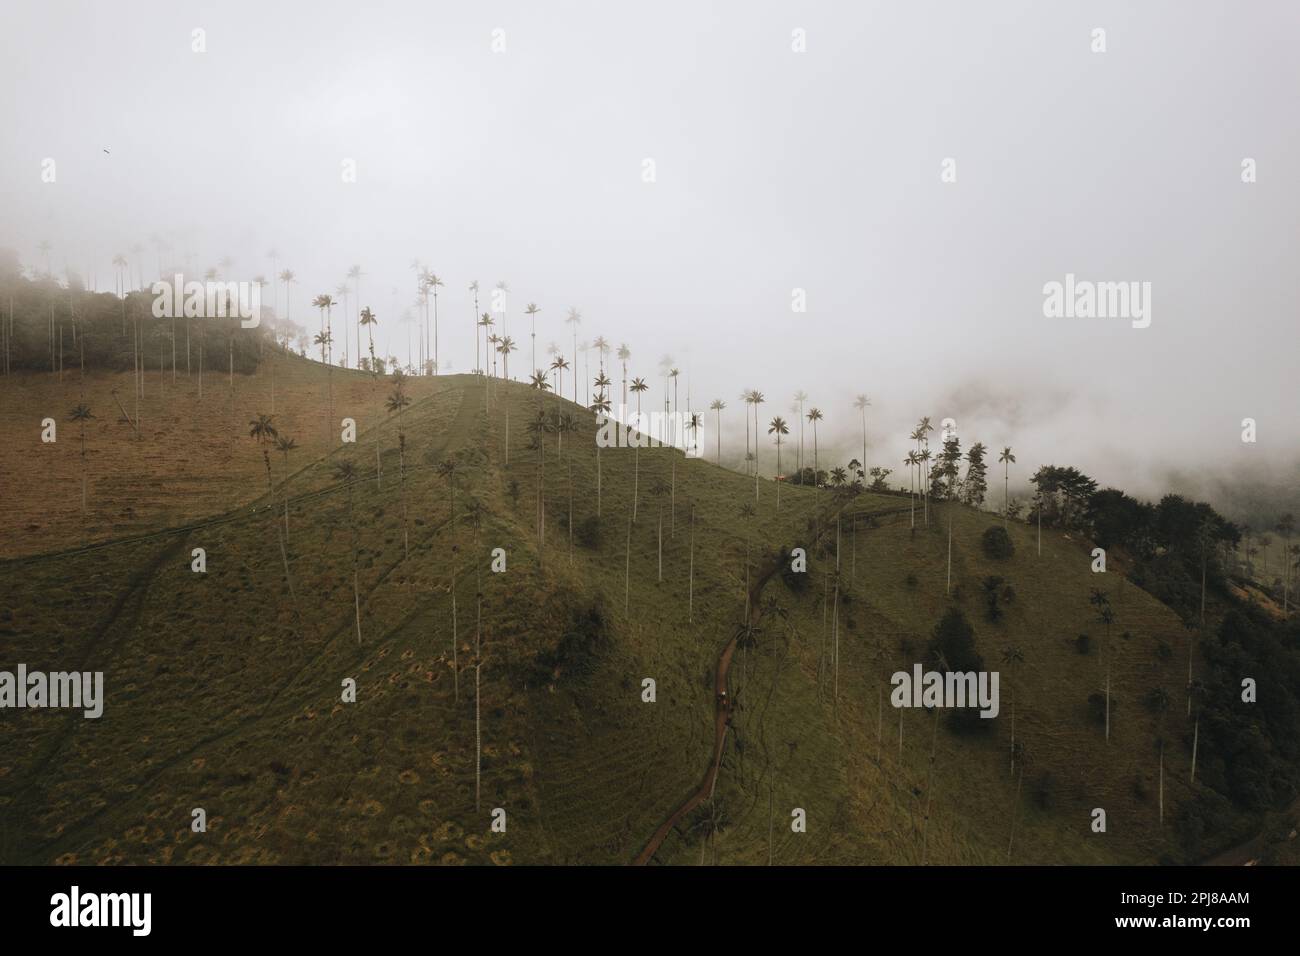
[0,370,1245,865]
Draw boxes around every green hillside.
[0,371,1276,865]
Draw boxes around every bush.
[533,598,610,682]
[1033,771,1056,810]
[982,576,1005,622]
[981,525,1015,559]
[780,549,810,593]
[1075,633,1091,655]
[925,607,984,673]
[575,515,602,549]
[1087,692,1117,726]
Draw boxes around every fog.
[4,0,1297,516]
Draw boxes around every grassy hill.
[0,363,1266,865]
[0,350,439,558]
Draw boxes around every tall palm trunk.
[344,475,362,643]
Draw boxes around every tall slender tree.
[565,307,582,403]
[69,404,94,519]
[386,375,412,558]
[768,416,789,510]
[998,446,1016,527]
[854,394,871,479]
[806,407,823,484]
[332,461,363,643]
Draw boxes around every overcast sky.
[3,0,1297,511]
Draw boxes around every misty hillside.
[2,357,1295,866]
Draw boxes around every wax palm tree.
[830,467,847,486]
[495,280,510,339]
[793,390,808,476]
[806,407,823,483]
[497,335,516,380]
[425,271,443,374]
[617,343,631,409]
[579,339,591,406]
[487,332,501,377]
[334,282,352,367]
[278,269,296,325]
[385,379,412,558]
[478,312,495,375]
[688,412,703,460]
[334,461,363,643]
[565,307,581,403]
[524,302,541,374]
[111,253,128,297]
[266,248,280,313]
[739,501,757,616]
[854,394,871,477]
[998,446,1016,527]
[591,393,612,516]
[526,409,553,556]
[469,281,481,371]
[360,306,379,372]
[741,389,754,473]
[750,391,765,500]
[313,328,334,442]
[347,264,364,368]
[437,458,459,524]
[709,399,726,463]
[630,377,649,521]
[919,447,933,526]
[249,413,278,447]
[1001,645,1025,775]
[549,354,569,400]
[275,434,297,538]
[768,416,789,510]
[69,404,94,517]
[311,295,335,359]
[917,417,934,525]
[252,424,296,605]
[650,480,670,581]
[905,450,920,528]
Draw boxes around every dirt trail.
[631,501,905,865]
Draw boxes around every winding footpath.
[631,501,910,865]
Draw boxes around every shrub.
[1075,633,1091,655]
[1087,692,1117,726]
[925,607,984,673]
[575,515,602,549]
[1033,771,1056,810]
[780,549,810,593]
[982,576,1005,622]
[981,525,1015,559]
